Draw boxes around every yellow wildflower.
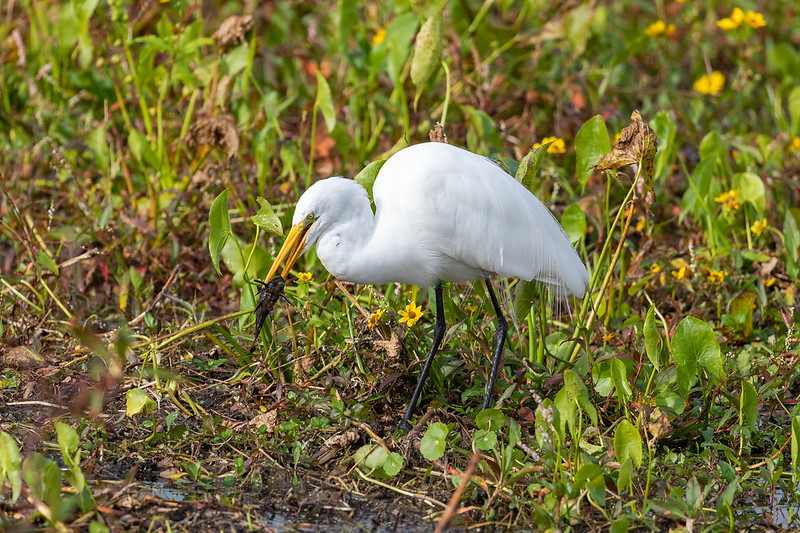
[466,304,478,313]
[398,302,423,326]
[707,269,725,283]
[183,352,193,360]
[671,265,688,280]
[791,137,800,150]
[645,20,676,38]
[765,277,776,288]
[743,10,766,28]
[751,218,767,236]
[649,264,666,286]
[368,309,385,329]
[717,7,743,31]
[693,71,725,95]
[714,189,740,210]
[372,27,387,46]
[636,216,646,232]
[296,272,313,282]
[533,136,566,154]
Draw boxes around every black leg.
[398,280,446,430]
[482,276,508,411]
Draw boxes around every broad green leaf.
[126,388,156,417]
[643,305,662,369]
[614,419,642,468]
[315,71,336,132]
[730,290,756,340]
[410,12,442,89]
[591,360,613,397]
[610,519,629,533]
[671,316,722,396]
[420,422,448,461]
[564,369,598,427]
[22,453,61,507]
[354,159,386,202]
[575,463,606,506]
[55,422,80,459]
[554,385,574,439]
[515,144,549,191]
[383,14,419,87]
[208,189,232,276]
[472,428,497,451]
[0,431,22,502]
[739,381,758,432]
[221,240,269,287]
[383,452,404,477]
[513,280,546,322]
[36,250,59,275]
[561,204,586,245]
[250,198,283,236]
[476,408,504,431]
[716,479,739,515]
[617,457,633,493]
[363,446,388,474]
[686,476,702,513]
[732,172,766,216]
[575,114,611,189]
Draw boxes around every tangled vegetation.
[1,0,799,531]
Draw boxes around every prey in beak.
[252,220,315,339]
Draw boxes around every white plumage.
[265,142,589,429]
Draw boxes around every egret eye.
[306,213,314,221]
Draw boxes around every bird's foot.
[394,420,413,433]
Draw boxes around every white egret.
[265,142,589,429]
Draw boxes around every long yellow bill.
[265,222,313,280]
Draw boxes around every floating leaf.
[592,110,658,201]
[614,419,642,468]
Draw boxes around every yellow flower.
[707,269,725,283]
[372,27,387,46]
[648,264,665,286]
[765,277,776,288]
[717,17,739,31]
[398,302,423,326]
[714,189,740,210]
[751,218,767,236]
[649,264,661,274]
[671,265,688,280]
[790,137,800,150]
[743,10,766,28]
[183,352,193,360]
[645,20,676,38]
[693,71,725,95]
[533,136,566,154]
[297,272,313,282]
[368,309,385,329]
[636,215,646,232]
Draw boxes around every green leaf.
[126,388,156,417]
[363,446,388,474]
[410,12,442,90]
[315,71,336,132]
[561,204,586,245]
[575,463,606,506]
[614,419,642,468]
[515,144,550,191]
[55,422,80,459]
[420,422,448,461]
[513,280,545,322]
[789,85,800,137]
[617,457,633,493]
[128,129,159,169]
[643,305,662,369]
[0,431,22,502]
[611,357,632,402]
[740,381,758,432]
[732,172,766,216]
[671,316,722,395]
[574,115,611,189]
[591,360,613,397]
[250,197,283,236]
[730,290,756,340]
[792,416,800,483]
[472,429,498,451]
[23,453,62,508]
[475,408,504,431]
[36,250,59,275]
[652,111,676,184]
[383,452,404,477]
[382,14,419,87]
[564,369,598,427]
[686,476,702,513]
[354,159,386,202]
[208,189,232,276]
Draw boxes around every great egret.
[265,142,589,429]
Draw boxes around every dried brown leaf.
[184,113,239,159]
[428,122,448,143]
[212,15,254,48]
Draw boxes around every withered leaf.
[184,113,239,159]
[592,110,658,200]
[212,15,254,48]
[428,122,448,143]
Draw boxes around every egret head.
[265,177,368,280]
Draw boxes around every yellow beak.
[265,221,314,280]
